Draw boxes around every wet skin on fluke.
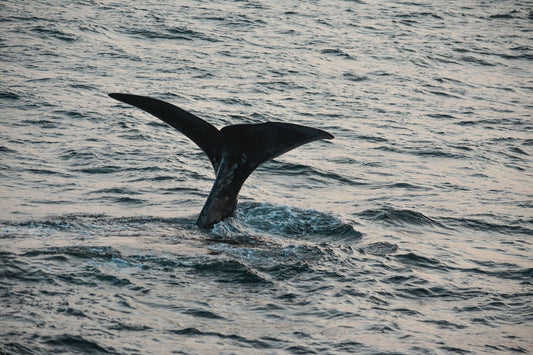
[109,93,334,228]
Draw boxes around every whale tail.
[109,93,334,228]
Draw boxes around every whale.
[109,93,334,228]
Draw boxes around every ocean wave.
[217,202,362,241]
[439,217,533,236]
[168,327,273,349]
[128,252,275,285]
[190,258,272,284]
[395,252,444,269]
[358,206,443,227]
[74,165,123,174]
[343,72,368,82]
[31,25,79,42]
[374,145,468,159]
[358,241,398,256]
[458,264,533,282]
[89,187,142,195]
[42,334,118,354]
[320,48,356,60]
[383,182,431,190]
[0,90,21,100]
[0,214,194,240]
[121,26,215,42]
[267,160,365,186]
[22,245,122,259]
[0,145,17,153]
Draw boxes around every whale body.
[109,93,334,228]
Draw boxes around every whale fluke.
[109,93,334,228]
[109,93,221,170]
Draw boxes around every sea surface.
[1,0,532,353]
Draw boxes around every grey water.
[1,0,532,353]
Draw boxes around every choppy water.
[1,0,532,353]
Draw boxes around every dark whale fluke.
[109,93,334,228]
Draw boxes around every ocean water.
[1,0,532,353]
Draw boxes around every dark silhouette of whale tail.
[109,93,334,228]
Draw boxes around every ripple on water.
[357,206,443,227]
[209,202,362,242]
